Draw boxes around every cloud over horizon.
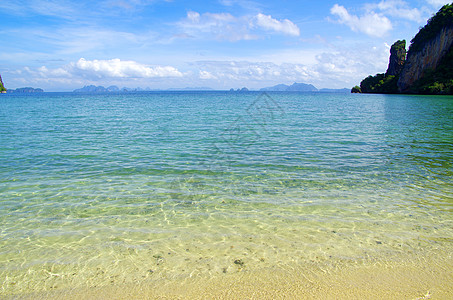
[8,58,184,90]
[9,40,390,91]
[74,58,183,78]
[330,4,393,37]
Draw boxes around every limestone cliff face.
[386,40,406,76]
[397,25,453,92]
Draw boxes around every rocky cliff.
[398,24,453,92]
[0,74,6,93]
[355,3,453,95]
[386,40,406,76]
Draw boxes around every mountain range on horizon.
[71,83,349,93]
[260,82,317,92]
[259,82,349,93]
[0,82,350,93]
[72,85,216,93]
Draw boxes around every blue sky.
[0,0,450,91]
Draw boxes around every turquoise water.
[0,92,452,294]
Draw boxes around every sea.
[0,91,452,297]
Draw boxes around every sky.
[0,0,451,91]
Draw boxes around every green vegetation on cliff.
[409,3,453,54]
[0,75,6,92]
[351,86,361,93]
[357,40,406,94]
[386,40,407,76]
[354,4,453,95]
[390,40,407,54]
[360,74,399,94]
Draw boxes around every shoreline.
[7,250,452,299]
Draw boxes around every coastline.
[7,249,452,299]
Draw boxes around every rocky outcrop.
[0,74,6,93]
[397,25,453,92]
[355,4,453,94]
[386,40,406,76]
[8,87,44,93]
[260,82,318,92]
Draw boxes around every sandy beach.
[13,249,452,300]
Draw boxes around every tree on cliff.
[351,86,361,93]
[0,74,6,92]
[386,40,406,76]
[354,3,453,95]
[358,40,404,94]
[359,73,399,94]
[408,3,453,54]
[401,3,453,94]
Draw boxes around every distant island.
[74,85,121,93]
[260,82,349,93]
[353,3,453,95]
[73,85,214,93]
[260,82,317,92]
[229,87,250,92]
[7,87,44,93]
[73,83,349,93]
[0,76,44,93]
[167,87,213,91]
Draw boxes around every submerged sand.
[10,251,452,300]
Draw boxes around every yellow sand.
[13,253,453,300]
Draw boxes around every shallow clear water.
[0,92,452,294]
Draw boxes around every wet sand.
[13,252,452,300]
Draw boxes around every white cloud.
[37,65,71,77]
[199,70,217,79]
[187,11,200,23]
[178,11,300,41]
[0,0,78,19]
[73,58,183,78]
[0,0,171,20]
[179,11,255,41]
[426,0,451,6]
[17,58,183,82]
[254,13,300,36]
[371,0,424,22]
[219,0,263,12]
[330,4,393,37]
[190,39,391,89]
[331,0,446,35]
[6,43,391,90]
[313,43,390,85]
[193,61,317,86]
[205,12,237,23]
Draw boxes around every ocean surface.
[0,91,452,296]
